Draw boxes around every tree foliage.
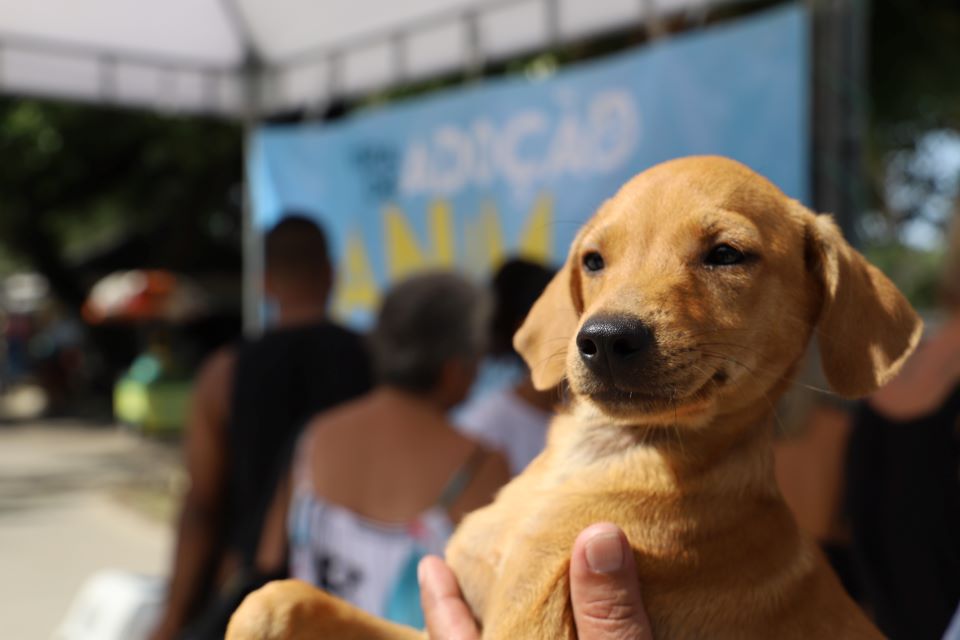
[865,0,960,246]
[0,98,242,309]
[845,0,960,308]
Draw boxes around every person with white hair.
[258,271,510,628]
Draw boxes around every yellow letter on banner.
[332,230,379,319]
[517,193,553,263]
[430,200,455,267]
[384,201,454,279]
[465,199,505,275]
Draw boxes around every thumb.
[570,523,653,640]
[418,555,480,640]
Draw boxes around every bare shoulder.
[299,393,373,457]
[188,345,237,436]
[869,326,960,419]
[195,345,236,393]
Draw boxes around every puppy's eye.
[704,244,746,266]
[582,251,605,272]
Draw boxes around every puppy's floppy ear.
[805,212,923,398]
[514,258,581,390]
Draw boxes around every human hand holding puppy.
[420,523,653,640]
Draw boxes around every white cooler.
[55,570,166,640]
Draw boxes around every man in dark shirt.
[150,215,372,640]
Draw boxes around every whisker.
[764,391,787,435]
[669,389,687,458]
[692,355,790,431]
[695,341,766,357]
[532,347,568,371]
[698,351,834,397]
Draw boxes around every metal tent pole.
[810,0,868,242]
[240,54,264,337]
[219,0,267,336]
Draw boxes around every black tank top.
[845,386,960,640]
[224,322,372,568]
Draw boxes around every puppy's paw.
[226,579,425,640]
[226,579,336,640]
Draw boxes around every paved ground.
[0,421,181,640]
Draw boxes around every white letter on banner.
[432,126,473,195]
[589,91,640,173]
[497,110,548,190]
[400,141,431,196]
[546,113,588,177]
[471,119,497,187]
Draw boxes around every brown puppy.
[228,156,921,639]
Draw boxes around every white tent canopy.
[0,0,736,118]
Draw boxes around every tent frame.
[0,0,868,335]
[0,0,688,117]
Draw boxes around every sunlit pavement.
[0,421,179,639]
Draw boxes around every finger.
[570,523,653,640]
[418,555,480,640]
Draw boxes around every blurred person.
[949,607,960,640]
[259,272,509,628]
[456,258,560,475]
[844,204,960,640]
[150,215,372,640]
[30,303,84,414]
[4,311,33,382]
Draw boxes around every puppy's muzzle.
[576,314,654,387]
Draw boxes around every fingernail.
[585,528,624,573]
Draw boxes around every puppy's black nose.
[576,315,653,373]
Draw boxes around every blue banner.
[250,3,808,326]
